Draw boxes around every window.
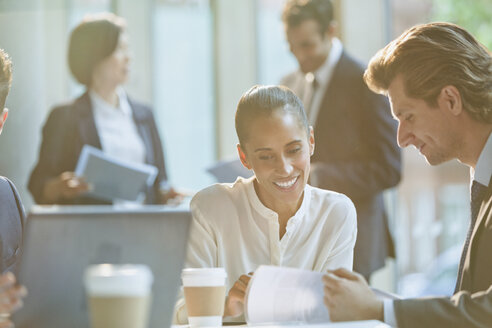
[256,0,297,85]
[152,0,215,190]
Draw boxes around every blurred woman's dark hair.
[68,13,125,87]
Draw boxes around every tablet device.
[75,145,158,202]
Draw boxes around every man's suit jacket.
[394,176,492,327]
[282,52,402,278]
[0,177,26,274]
[28,92,168,205]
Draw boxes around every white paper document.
[244,266,399,326]
[245,266,330,325]
[75,145,158,202]
[371,287,401,301]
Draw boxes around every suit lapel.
[459,175,492,290]
[315,52,347,131]
[128,98,154,165]
[469,176,492,248]
[74,92,102,149]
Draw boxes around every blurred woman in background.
[28,13,178,205]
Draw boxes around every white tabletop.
[172,321,390,328]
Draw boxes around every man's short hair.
[68,13,125,87]
[0,49,12,110]
[364,22,492,123]
[282,0,334,35]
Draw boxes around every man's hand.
[323,268,383,322]
[0,272,28,328]
[223,273,252,318]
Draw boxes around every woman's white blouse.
[174,176,357,323]
[90,88,146,165]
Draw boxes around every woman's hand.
[42,172,90,203]
[159,187,195,205]
[224,273,253,318]
[0,272,28,328]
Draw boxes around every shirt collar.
[473,131,492,187]
[244,175,311,223]
[291,37,343,87]
[89,87,132,116]
[312,37,343,87]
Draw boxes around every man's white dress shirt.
[282,38,343,125]
[174,176,357,323]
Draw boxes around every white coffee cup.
[84,264,153,328]
[181,268,227,327]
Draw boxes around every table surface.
[172,320,390,328]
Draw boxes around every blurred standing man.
[323,22,492,327]
[0,49,28,328]
[281,0,401,280]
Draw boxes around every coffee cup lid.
[181,268,227,287]
[181,267,227,278]
[84,264,153,296]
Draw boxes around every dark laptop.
[15,205,191,328]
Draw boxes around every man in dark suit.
[0,48,28,327]
[323,22,492,327]
[280,0,401,280]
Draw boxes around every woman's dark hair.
[235,85,309,145]
[68,13,125,86]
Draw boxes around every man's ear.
[325,21,338,39]
[237,143,252,170]
[439,85,462,116]
[1,108,8,123]
[0,108,8,132]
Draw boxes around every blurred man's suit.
[0,176,26,273]
[282,51,401,278]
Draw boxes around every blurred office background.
[0,0,490,297]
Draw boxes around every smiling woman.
[236,85,314,223]
[173,85,358,324]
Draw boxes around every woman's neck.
[90,81,119,107]
[253,179,304,238]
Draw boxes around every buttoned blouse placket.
[245,179,311,267]
[262,188,310,266]
[267,212,282,265]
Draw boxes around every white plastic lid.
[84,264,154,296]
[181,268,227,287]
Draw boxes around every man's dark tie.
[302,73,318,119]
[454,180,487,293]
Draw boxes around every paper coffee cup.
[84,264,153,328]
[182,268,227,327]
